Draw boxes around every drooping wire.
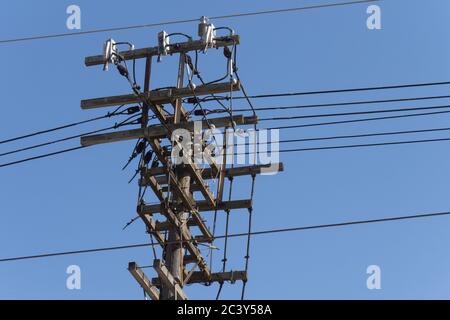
[210,134,229,272]
[190,50,234,122]
[216,173,235,300]
[233,61,259,299]
[166,32,192,41]
[184,55,222,152]
[241,173,256,300]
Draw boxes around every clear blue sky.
[1,0,450,299]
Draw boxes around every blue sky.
[2,0,450,299]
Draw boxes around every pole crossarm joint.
[128,262,160,300]
[153,259,188,300]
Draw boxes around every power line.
[226,211,450,238]
[4,95,450,158]
[251,137,450,153]
[258,104,450,121]
[4,97,450,158]
[0,115,106,145]
[241,126,450,145]
[4,128,450,169]
[3,96,450,160]
[5,93,450,153]
[0,126,113,157]
[266,109,450,130]
[212,0,378,20]
[0,112,145,158]
[0,243,150,263]
[202,80,450,102]
[0,105,133,145]
[2,208,450,263]
[0,113,145,167]
[0,0,378,44]
[208,93,450,114]
[4,106,450,169]
[0,146,87,168]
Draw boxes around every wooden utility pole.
[80,18,284,300]
[161,56,189,299]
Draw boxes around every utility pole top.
[80,19,283,300]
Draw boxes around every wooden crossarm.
[81,81,241,110]
[80,114,256,146]
[151,270,247,286]
[141,199,252,214]
[85,35,240,66]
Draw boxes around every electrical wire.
[260,104,450,122]
[237,137,450,155]
[227,94,450,113]
[0,146,87,168]
[246,126,450,145]
[279,138,450,153]
[3,208,450,263]
[241,173,256,300]
[5,134,450,170]
[4,92,450,150]
[215,174,234,300]
[0,105,128,145]
[0,115,142,168]
[266,109,450,130]
[188,50,235,125]
[0,125,116,157]
[0,1,378,44]
[232,63,257,300]
[200,80,450,102]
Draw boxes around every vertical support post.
[161,52,190,300]
[142,56,152,128]
[174,53,185,124]
[161,168,191,300]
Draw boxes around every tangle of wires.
[110,29,260,300]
